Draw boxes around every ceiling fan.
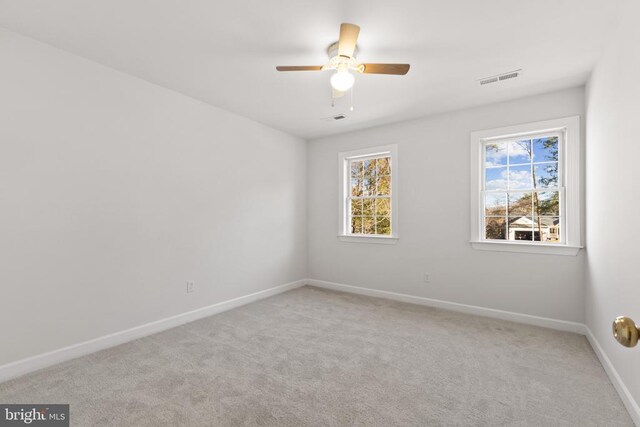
[276,23,410,98]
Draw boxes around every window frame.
[470,117,582,256]
[338,144,398,244]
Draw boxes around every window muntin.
[347,155,392,236]
[482,133,563,244]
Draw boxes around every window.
[470,117,582,255]
[484,134,562,243]
[338,145,398,243]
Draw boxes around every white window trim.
[470,116,582,256]
[338,144,399,244]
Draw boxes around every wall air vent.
[479,69,522,86]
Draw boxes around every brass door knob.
[612,316,639,348]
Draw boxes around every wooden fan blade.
[276,66,323,71]
[338,23,360,58]
[361,63,410,75]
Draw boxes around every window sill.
[338,235,399,244]
[470,240,582,256]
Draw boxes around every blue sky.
[485,137,558,167]
[484,137,558,190]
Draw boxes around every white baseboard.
[585,327,640,426]
[0,279,306,384]
[307,279,586,334]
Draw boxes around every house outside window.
[338,145,398,244]
[470,117,582,255]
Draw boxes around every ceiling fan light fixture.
[330,70,355,91]
[275,23,410,103]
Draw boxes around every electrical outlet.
[186,281,195,294]
[423,273,431,283]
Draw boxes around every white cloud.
[508,169,531,188]
[486,178,508,190]
[509,170,530,179]
[485,141,532,165]
[486,169,532,190]
[485,143,507,165]
[508,141,531,159]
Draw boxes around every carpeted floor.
[0,286,633,426]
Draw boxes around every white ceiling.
[0,0,620,139]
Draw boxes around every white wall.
[0,28,307,366]
[585,0,640,417]
[308,87,585,323]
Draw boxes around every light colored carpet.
[0,286,633,426]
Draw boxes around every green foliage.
[538,136,559,187]
[486,217,506,239]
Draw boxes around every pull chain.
[350,85,354,111]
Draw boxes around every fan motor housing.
[327,41,359,59]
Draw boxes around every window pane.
[376,217,391,235]
[533,136,559,163]
[377,157,391,176]
[377,175,391,195]
[509,164,532,189]
[508,192,533,216]
[351,199,363,216]
[363,217,375,234]
[534,216,561,243]
[485,217,506,240]
[534,163,558,188]
[363,198,374,216]
[351,178,363,196]
[485,167,507,190]
[485,142,507,167]
[363,159,376,196]
[485,193,507,216]
[509,140,532,164]
[509,217,533,241]
[350,160,363,179]
[534,191,559,216]
[364,159,376,175]
[364,178,376,196]
[375,197,391,216]
[351,216,363,234]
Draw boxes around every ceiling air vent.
[322,113,347,121]
[479,77,498,86]
[479,69,522,86]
